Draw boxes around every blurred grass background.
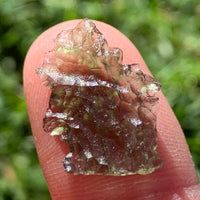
[0,0,200,199]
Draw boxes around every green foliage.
[0,0,199,198]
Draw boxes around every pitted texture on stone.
[37,19,163,175]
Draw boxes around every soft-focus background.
[0,0,200,199]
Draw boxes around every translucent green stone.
[37,19,163,175]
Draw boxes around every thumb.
[23,19,199,200]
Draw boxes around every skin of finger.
[23,20,199,200]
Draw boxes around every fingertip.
[23,19,198,200]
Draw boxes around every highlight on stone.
[36,18,163,175]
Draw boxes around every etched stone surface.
[37,19,163,175]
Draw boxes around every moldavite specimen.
[37,19,163,175]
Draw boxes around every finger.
[23,19,199,200]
